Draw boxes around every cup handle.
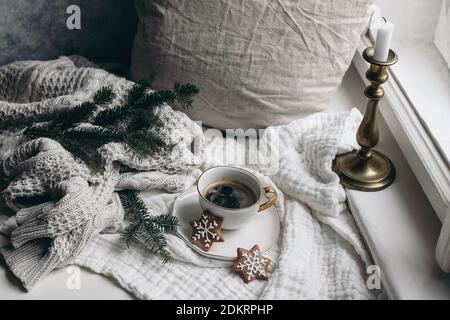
[258,187,277,212]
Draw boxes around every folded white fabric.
[74,109,379,299]
[261,109,361,217]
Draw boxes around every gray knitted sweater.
[0,56,203,290]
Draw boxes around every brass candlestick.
[333,47,398,191]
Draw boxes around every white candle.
[373,18,394,62]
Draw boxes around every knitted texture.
[0,57,203,290]
[74,109,381,299]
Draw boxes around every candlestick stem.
[332,47,398,191]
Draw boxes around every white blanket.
[74,109,380,299]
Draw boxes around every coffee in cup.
[204,179,257,209]
[197,166,277,230]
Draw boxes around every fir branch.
[125,114,161,133]
[48,87,115,128]
[140,221,167,249]
[124,130,168,160]
[119,190,139,212]
[63,126,123,144]
[51,102,96,127]
[121,218,142,248]
[118,190,178,263]
[133,90,176,110]
[93,86,115,105]
[144,214,179,233]
[24,123,58,139]
[93,82,167,126]
[137,227,173,264]
[174,83,199,109]
[93,105,130,127]
[126,80,151,106]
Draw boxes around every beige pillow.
[131,0,374,129]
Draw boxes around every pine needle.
[24,123,58,139]
[126,80,151,106]
[118,190,178,263]
[93,105,130,126]
[64,126,123,144]
[174,83,199,109]
[124,130,168,161]
[51,102,96,127]
[121,219,142,248]
[144,214,180,233]
[93,86,116,105]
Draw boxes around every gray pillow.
[130,0,374,129]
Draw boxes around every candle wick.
[382,17,387,23]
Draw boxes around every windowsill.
[389,40,449,164]
[347,115,450,299]
[331,63,450,299]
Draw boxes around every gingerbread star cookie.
[231,244,271,284]
[190,211,225,251]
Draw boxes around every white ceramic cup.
[197,166,277,230]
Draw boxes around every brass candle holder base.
[333,149,395,191]
[333,47,398,192]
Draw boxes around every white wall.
[375,0,443,42]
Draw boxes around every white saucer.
[172,186,281,261]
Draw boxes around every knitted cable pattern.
[0,57,203,290]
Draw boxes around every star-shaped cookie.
[231,244,271,283]
[190,211,225,251]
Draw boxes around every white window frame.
[352,32,450,221]
[433,0,448,67]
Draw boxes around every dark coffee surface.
[204,180,256,209]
